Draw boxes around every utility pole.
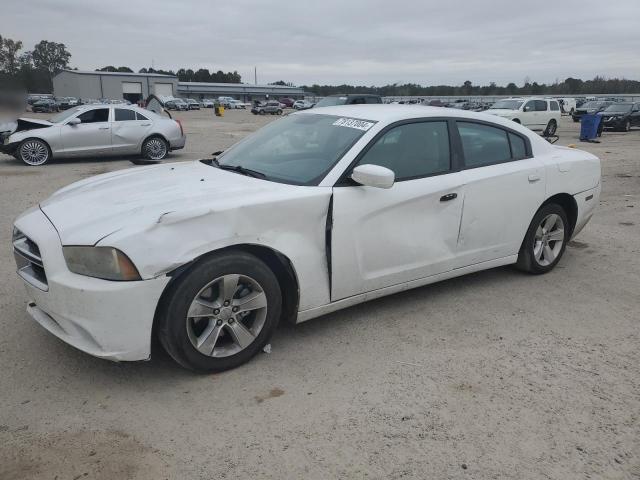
[254,66,257,85]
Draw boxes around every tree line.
[0,36,71,93]
[300,77,640,97]
[97,66,241,83]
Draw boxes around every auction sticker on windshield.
[332,118,375,131]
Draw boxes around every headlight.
[63,246,141,281]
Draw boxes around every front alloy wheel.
[157,251,282,372]
[18,139,50,166]
[186,274,268,358]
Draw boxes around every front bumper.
[14,206,170,361]
[601,117,625,129]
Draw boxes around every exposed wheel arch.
[541,193,578,237]
[512,118,521,124]
[152,244,300,351]
[141,133,168,150]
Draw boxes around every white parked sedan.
[12,105,600,372]
[1,104,186,165]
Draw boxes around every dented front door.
[330,173,465,301]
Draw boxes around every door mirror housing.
[67,117,81,125]
[351,164,395,189]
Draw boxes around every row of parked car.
[27,95,133,113]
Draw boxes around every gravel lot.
[0,109,638,479]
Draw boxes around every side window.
[549,101,560,111]
[115,109,136,121]
[358,121,450,181]
[350,97,366,105]
[458,122,511,167]
[523,101,535,112]
[535,100,548,111]
[136,112,149,121]
[78,108,109,123]
[509,133,527,159]
[365,96,381,104]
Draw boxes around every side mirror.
[68,117,81,126]
[351,164,395,189]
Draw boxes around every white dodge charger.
[12,105,601,372]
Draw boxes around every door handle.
[440,193,458,202]
[528,174,541,183]
[140,123,151,126]
[98,126,110,130]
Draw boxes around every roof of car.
[300,104,556,140]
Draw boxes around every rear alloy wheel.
[18,139,50,166]
[517,204,569,274]
[157,251,282,372]
[544,119,557,136]
[624,120,631,132]
[141,136,168,161]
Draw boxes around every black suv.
[313,94,382,108]
[572,101,613,122]
[599,103,640,132]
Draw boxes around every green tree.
[31,40,71,82]
[0,35,24,75]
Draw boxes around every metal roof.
[56,70,177,79]
[177,82,304,95]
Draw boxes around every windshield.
[603,104,632,113]
[216,113,374,185]
[49,107,82,123]
[582,101,604,109]
[490,100,523,110]
[315,96,348,107]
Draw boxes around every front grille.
[13,228,48,291]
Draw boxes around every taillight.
[175,119,184,136]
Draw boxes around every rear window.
[115,109,136,121]
[550,101,560,111]
[509,133,527,159]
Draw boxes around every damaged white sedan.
[13,105,601,372]
[1,104,185,165]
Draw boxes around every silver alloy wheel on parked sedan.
[186,274,268,358]
[19,139,49,166]
[143,137,168,160]
[625,120,631,132]
[533,213,565,266]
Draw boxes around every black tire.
[516,203,569,274]
[157,250,282,372]
[277,110,283,115]
[573,117,579,123]
[141,136,168,161]
[543,119,557,136]
[18,138,51,166]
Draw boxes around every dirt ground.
[0,109,638,480]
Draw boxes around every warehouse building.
[53,70,179,103]
[53,70,305,104]
[177,82,304,102]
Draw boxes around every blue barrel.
[580,114,602,141]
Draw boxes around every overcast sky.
[3,0,639,86]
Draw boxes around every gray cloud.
[3,0,639,85]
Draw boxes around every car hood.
[40,161,301,245]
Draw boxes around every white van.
[486,98,562,135]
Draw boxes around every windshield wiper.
[207,157,266,179]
